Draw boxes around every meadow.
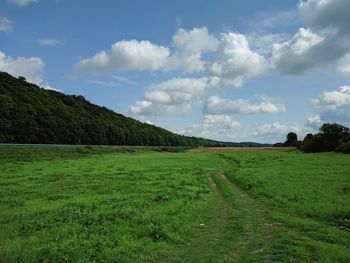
[0,146,349,262]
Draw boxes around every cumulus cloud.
[299,0,350,31]
[0,51,45,84]
[204,95,285,115]
[312,85,350,124]
[74,40,170,75]
[166,27,218,72]
[173,27,218,54]
[130,77,218,116]
[0,17,13,32]
[73,0,350,86]
[206,32,268,87]
[8,0,37,7]
[181,114,240,141]
[271,27,326,74]
[74,27,268,87]
[313,86,350,108]
[271,0,350,75]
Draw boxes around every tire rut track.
[162,155,275,262]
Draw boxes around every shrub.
[335,141,350,153]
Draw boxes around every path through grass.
[1,146,349,262]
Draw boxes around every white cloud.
[130,77,218,116]
[313,85,350,108]
[74,27,269,87]
[37,38,61,46]
[129,100,154,115]
[271,0,350,75]
[206,32,268,87]
[0,17,13,32]
[0,51,45,84]
[166,52,205,73]
[125,30,271,118]
[312,85,350,125]
[144,120,154,125]
[334,53,350,77]
[74,40,170,75]
[204,95,285,115]
[306,114,323,129]
[247,33,291,55]
[172,27,218,54]
[256,122,288,136]
[298,0,350,31]
[253,122,289,143]
[271,27,326,74]
[8,0,37,7]
[165,27,219,73]
[181,114,240,141]
[167,29,268,83]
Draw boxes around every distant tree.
[302,134,328,152]
[303,133,314,143]
[18,76,26,82]
[319,123,349,151]
[302,123,350,153]
[284,132,298,147]
[320,123,349,135]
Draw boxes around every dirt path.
[161,157,274,263]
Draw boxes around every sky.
[1,0,350,143]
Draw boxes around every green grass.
[0,147,224,262]
[223,151,350,262]
[0,146,349,262]
[0,145,189,162]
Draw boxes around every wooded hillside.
[0,72,223,147]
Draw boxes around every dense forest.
[0,72,223,147]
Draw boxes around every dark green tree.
[302,123,350,153]
[319,123,349,151]
[284,132,298,147]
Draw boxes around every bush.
[335,141,350,153]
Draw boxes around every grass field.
[0,146,349,262]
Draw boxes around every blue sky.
[1,0,350,143]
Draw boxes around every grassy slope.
[1,147,349,262]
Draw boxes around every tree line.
[275,123,350,153]
[0,72,223,147]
